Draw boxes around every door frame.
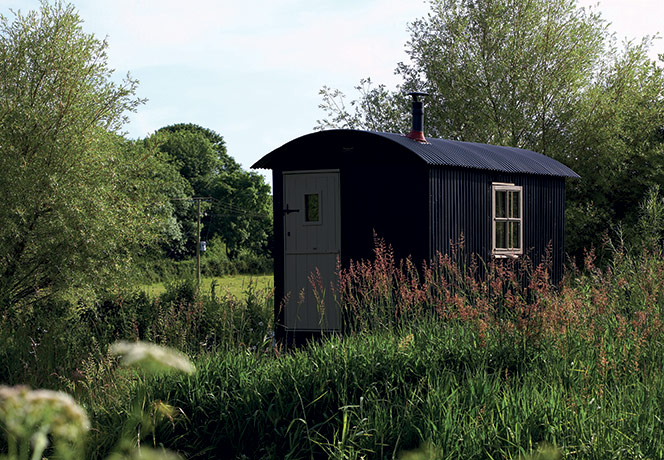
[282,169,341,331]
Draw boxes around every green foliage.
[0,340,193,460]
[563,41,664,254]
[4,227,664,459]
[87,238,664,459]
[208,168,273,259]
[3,223,663,460]
[400,0,606,152]
[0,2,172,309]
[156,128,224,194]
[146,124,273,261]
[134,239,273,285]
[319,0,606,151]
[318,0,664,257]
[0,278,273,390]
[157,123,238,175]
[317,78,410,133]
[637,185,664,250]
[200,236,273,276]
[106,308,664,459]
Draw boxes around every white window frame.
[492,183,523,258]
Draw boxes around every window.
[492,183,522,257]
[304,193,320,223]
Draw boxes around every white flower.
[110,341,195,375]
[0,385,90,442]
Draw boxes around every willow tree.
[0,2,170,309]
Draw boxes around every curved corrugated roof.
[252,129,579,178]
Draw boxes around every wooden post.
[196,198,201,291]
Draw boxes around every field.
[141,274,273,299]
[2,241,664,459]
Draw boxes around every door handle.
[283,204,300,215]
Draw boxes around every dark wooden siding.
[429,167,566,283]
[271,169,286,336]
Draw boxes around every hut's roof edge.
[251,129,580,178]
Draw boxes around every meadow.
[2,237,664,459]
[141,274,273,299]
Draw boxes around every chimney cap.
[407,91,429,102]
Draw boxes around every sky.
[1,0,663,182]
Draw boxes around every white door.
[283,171,341,331]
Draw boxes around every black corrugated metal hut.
[252,96,579,340]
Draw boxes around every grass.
[65,235,664,459]
[84,318,664,459]
[141,274,273,299]
[0,275,275,390]
[4,215,664,458]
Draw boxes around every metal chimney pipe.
[406,91,428,143]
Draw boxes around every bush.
[201,237,273,276]
[134,237,273,284]
[0,279,274,390]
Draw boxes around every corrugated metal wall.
[429,167,566,282]
[268,133,570,341]
[341,164,429,266]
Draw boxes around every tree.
[158,123,241,174]
[136,135,194,261]
[320,0,606,152]
[150,124,273,259]
[0,2,169,309]
[317,79,411,133]
[318,0,664,257]
[207,168,272,259]
[563,40,664,252]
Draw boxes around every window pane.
[305,194,320,222]
[510,222,521,249]
[510,191,520,218]
[495,191,507,218]
[495,222,507,249]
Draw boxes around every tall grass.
[69,232,664,459]
[4,190,664,459]
[332,233,664,385]
[106,314,664,458]
[0,278,274,389]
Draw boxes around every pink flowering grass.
[328,234,664,380]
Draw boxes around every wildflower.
[0,385,90,444]
[110,341,195,375]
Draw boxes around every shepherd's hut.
[252,93,579,342]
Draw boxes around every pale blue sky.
[1,0,663,180]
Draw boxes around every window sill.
[493,253,521,259]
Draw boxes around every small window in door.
[304,193,320,223]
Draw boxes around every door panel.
[283,171,340,330]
